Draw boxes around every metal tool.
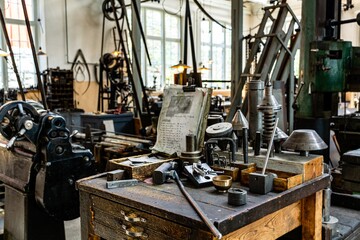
[228,188,247,206]
[172,171,222,239]
[281,129,328,156]
[242,127,249,163]
[152,162,177,185]
[257,81,282,145]
[106,179,138,189]
[247,80,264,143]
[231,109,248,147]
[183,162,217,187]
[249,118,279,194]
[180,134,202,164]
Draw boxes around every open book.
[152,85,212,155]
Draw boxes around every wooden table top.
[78,173,330,235]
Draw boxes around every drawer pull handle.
[121,210,146,223]
[122,225,148,238]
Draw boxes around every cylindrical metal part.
[248,80,264,143]
[186,134,197,152]
[255,131,261,156]
[242,127,248,163]
[228,188,247,206]
[323,187,332,222]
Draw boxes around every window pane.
[146,39,162,87]
[146,10,162,37]
[200,20,210,44]
[226,25,231,46]
[6,24,35,88]
[165,41,180,86]
[212,46,224,81]
[212,24,224,45]
[165,14,180,39]
[5,0,34,21]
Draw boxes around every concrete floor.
[64,218,81,240]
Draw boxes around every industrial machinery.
[0,101,95,239]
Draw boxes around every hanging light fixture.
[0,49,9,57]
[199,64,210,73]
[37,47,46,56]
[170,60,191,73]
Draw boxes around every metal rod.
[173,171,222,239]
[21,0,47,109]
[118,0,150,115]
[242,127,248,163]
[130,0,151,66]
[0,8,25,101]
[261,118,278,175]
[254,131,261,156]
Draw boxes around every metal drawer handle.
[120,210,147,223]
[122,225,148,238]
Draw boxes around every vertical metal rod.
[242,127,248,163]
[173,171,222,239]
[254,131,261,156]
[130,0,151,66]
[183,0,189,66]
[0,7,25,101]
[21,0,47,109]
[186,134,196,152]
[261,118,278,175]
[323,187,331,222]
[118,0,150,114]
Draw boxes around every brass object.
[212,175,233,192]
[281,129,328,156]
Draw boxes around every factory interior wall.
[42,0,360,113]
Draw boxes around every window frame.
[0,0,39,90]
[141,7,182,89]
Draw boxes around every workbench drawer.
[91,195,194,240]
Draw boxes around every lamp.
[37,47,46,56]
[0,48,9,57]
[170,60,191,73]
[199,65,210,73]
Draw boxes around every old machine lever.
[153,162,222,239]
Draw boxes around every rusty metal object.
[173,171,222,239]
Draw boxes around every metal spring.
[262,112,277,143]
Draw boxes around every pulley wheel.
[0,101,39,140]
[102,0,124,21]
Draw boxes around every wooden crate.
[241,166,303,192]
[107,154,176,180]
[234,150,323,182]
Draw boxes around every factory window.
[142,8,181,89]
[1,0,39,90]
[200,20,231,89]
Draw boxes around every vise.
[0,101,95,240]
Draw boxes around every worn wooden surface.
[241,167,303,192]
[235,150,323,182]
[78,174,330,239]
[107,154,175,180]
[223,201,301,239]
[301,191,323,240]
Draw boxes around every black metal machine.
[0,101,95,239]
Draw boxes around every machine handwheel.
[0,101,39,140]
[102,0,124,21]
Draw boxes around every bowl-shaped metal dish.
[212,175,232,192]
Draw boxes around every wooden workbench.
[78,172,330,240]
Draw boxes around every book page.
[152,85,211,155]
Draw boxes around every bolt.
[55,146,64,154]
[24,120,33,130]
[83,156,90,162]
[68,179,74,185]
[46,162,51,167]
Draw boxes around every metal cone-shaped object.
[232,109,248,130]
[274,127,288,141]
[282,129,328,156]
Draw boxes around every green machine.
[310,41,352,92]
